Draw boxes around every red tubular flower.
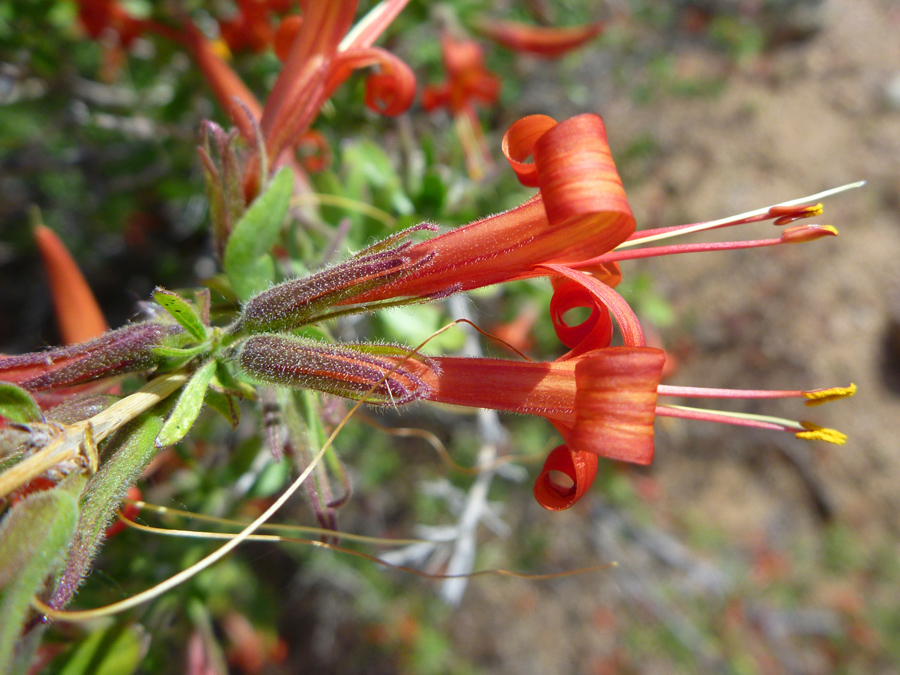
[349,113,635,302]
[75,1,414,193]
[474,17,604,59]
[404,348,665,461]
[236,112,854,511]
[184,0,415,196]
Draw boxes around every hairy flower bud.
[236,335,434,406]
[240,224,437,333]
[0,323,187,391]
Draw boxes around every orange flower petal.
[411,356,577,423]
[533,444,598,511]
[33,225,107,345]
[570,347,666,465]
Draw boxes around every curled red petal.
[502,114,558,187]
[357,48,417,116]
[533,444,598,511]
[570,347,666,465]
[541,263,645,347]
[476,18,604,59]
[535,114,632,234]
[549,279,613,354]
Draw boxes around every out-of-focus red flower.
[421,30,500,180]
[33,225,108,346]
[475,17,604,59]
[421,31,500,115]
[222,611,288,674]
[490,303,539,354]
[72,1,416,192]
[218,0,282,54]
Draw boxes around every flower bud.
[0,323,187,391]
[240,224,436,333]
[237,335,433,406]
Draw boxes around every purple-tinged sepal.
[236,334,433,406]
[0,323,189,391]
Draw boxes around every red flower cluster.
[236,113,854,510]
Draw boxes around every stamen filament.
[657,385,804,400]
[615,181,865,249]
[656,404,802,433]
[583,236,783,265]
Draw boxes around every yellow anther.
[796,422,847,445]
[801,203,824,217]
[771,203,825,225]
[803,383,857,406]
[781,224,838,244]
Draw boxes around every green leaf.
[156,360,217,447]
[223,166,293,301]
[0,476,84,672]
[149,344,209,372]
[152,287,208,341]
[204,389,241,429]
[56,623,148,675]
[0,382,42,424]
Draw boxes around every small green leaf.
[152,287,207,341]
[223,166,293,301]
[204,389,241,429]
[0,476,83,672]
[56,623,148,675]
[156,360,217,447]
[0,382,42,424]
[150,344,209,372]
